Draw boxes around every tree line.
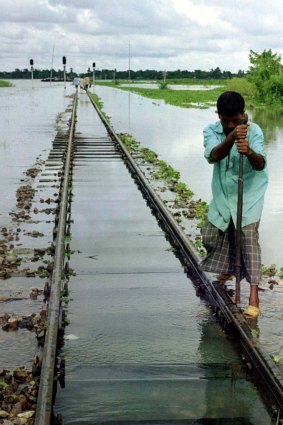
[0,67,246,80]
[2,49,283,106]
[247,49,283,105]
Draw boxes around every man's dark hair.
[217,91,245,116]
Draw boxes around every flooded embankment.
[93,84,283,378]
[54,91,273,424]
[0,80,74,423]
[94,85,283,266]
[0,80,281,423]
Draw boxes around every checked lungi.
[200,219,261,284]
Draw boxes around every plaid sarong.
[200,219,261,284]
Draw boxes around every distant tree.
[237,70,246,78]
[210,67,222,79]
[248,49,282,101]
[0,66,245,81]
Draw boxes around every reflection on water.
[0,81,277,423]
[96,86,283,266]
[55,92,272,424]
[94,85,283,385]
[251,107,283,145]
[120,83,221,91]
[0,79,73,224]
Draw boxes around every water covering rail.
[34,92,77,425]
[87,90,283,414]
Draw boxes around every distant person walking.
[201,91,268,318]
[80,78,85,90]
[73,77,80,88]
[84,76,90,90]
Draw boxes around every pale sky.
[1,0,283,73]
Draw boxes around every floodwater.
[93,85,283,369]
[0,81,280,422]
[0,79,70,225]
[55,91,272,424]
[95,85,283,267]
[0,80,73,368]
[120,83,220,90]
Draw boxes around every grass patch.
[123,87,224,108]
[91,92,104,111]
[175,182,194,200]
[0,80,12,87]
[95,80,225,109]
[154,160,180,183]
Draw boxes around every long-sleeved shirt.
[203,120,268,231]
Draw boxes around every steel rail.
[87,90,283,414]
[34,93,77,425]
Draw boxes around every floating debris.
[64,334,79,340]
[25,168,40,179]
[24,231,44,238]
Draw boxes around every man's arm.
[210,124,247,162]
[236,139,266,170]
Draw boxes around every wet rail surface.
[2,88,279,424]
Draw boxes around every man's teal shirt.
[203,121,268,231]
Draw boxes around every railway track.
[28,90,283,424]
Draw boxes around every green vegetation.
[225,77,256,97]
[175,182,194,200]
[140,147,159,164]
[0,80,12,87]
[6,51,283,109]
[154,160,180,183]
[0,66,245,81]
[158,81,169,89]
[95,78,227,108]
[117,85,224,109]
[247,49,283,106]
[91,92,104,111]
[118,133,209,236]
[93,49,283,109]
[120,133,140,152]
[261,263,283,279]
[194,201,209,228]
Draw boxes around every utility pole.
[128,40,131,83]
[163,70,167,83]
[92,62,95,91]
[50,44,55,84]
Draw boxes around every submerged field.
[119,86,224,108]
[96,79,226,108]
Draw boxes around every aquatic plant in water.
[175,182,194,200]
[140,147,159,164]
[119,133,140,152]
[158,81,169,90]
[154,160,180,184]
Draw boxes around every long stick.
[235,152,243,305]
[50,43,55,84]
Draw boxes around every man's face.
[219,112,246,135]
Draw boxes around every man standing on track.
[201,91,268,317]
